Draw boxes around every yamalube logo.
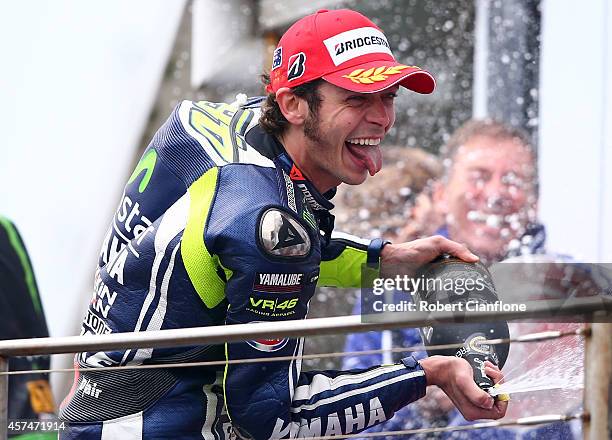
[258,273,303,287]
[323,27,392,66]
[253,273,304,295]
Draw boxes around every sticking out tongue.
[346,143,383,176]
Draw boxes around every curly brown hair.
[259,73,324,136]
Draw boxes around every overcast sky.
[0,0,185,337]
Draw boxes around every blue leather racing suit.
[59,98,427,439]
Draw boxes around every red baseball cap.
[268,9,435,95]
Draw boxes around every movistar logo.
[128,149,157,193]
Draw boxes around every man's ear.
[432,180,448,214]
[275,87,308,125]
[528,195,539,223]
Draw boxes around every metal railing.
[0,296,610,439]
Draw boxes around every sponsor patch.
[290,164,305,181]
[298,184,326,211]
[283,171,297,213]
[247,296,299,317]
[83,309,112,335]
[254,272,304,293]
[272,47,283,71]
[302,209,317,231]
[287,52,306,81]
[247,337,289,352]
[258,208,311,258]
[323,27,392,66]
[77,378,103,398]
[271,396,387,437]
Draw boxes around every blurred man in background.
[0,216,55,439]
[432,119,542,264]
[343,120,580,439]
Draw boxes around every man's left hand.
[380,235,478,277]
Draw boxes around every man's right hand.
[418,356,507,421]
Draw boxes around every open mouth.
[345,138,383,176]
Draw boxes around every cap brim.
[323,62,436,94]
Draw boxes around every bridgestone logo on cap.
[323,27,393,66]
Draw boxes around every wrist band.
[367,238,391,267]
[400,355,420,370]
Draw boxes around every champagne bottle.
[415,255,510,392]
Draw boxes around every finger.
[493,398,509,417]
[460,376,495,410]
[469,397,509,420]
[468,403,508,421]
[484,366,503,379]
[435,236,479,262]
[484,361,498,369]
[483,362,501,373]
[484,366,504,385]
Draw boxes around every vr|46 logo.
[249,297,298,312]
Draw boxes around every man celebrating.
[60,9,505,439]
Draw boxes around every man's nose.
[483,177,513,207]
[365,97,391,127]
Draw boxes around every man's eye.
[501,172,524,187]
[347,96,366,104]
[467,170,490,184]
